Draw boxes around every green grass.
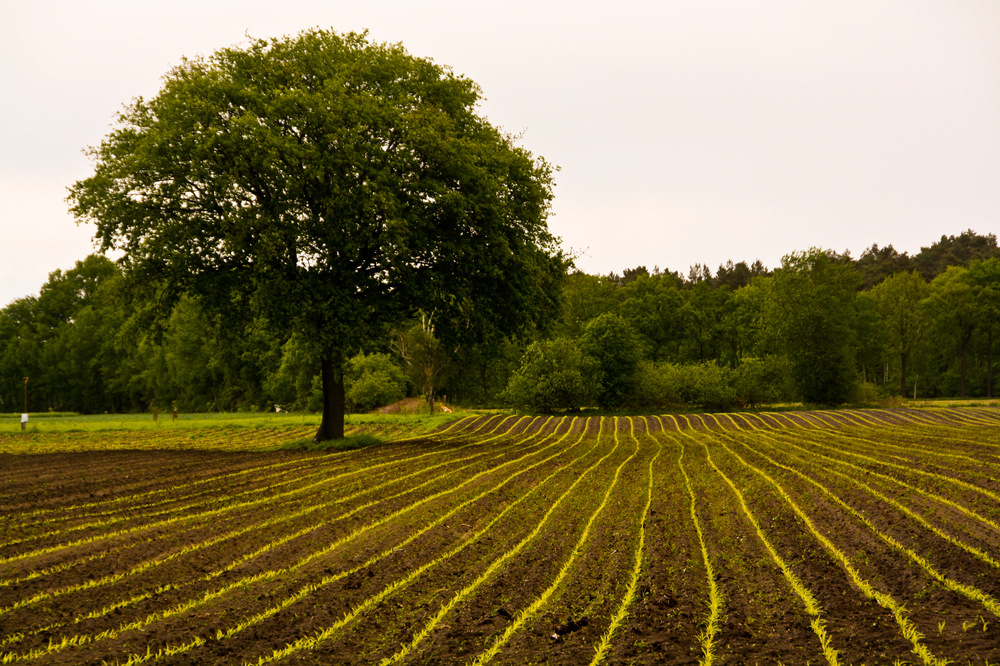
[905,397,1000,408]
[0,410,467,436]
[0,411,319,434]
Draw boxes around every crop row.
[0,408,999,663]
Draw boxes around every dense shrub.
[733,355,795,407]
[345,352,407,413]
[502,338,591,412]
[850,381,885,405]
[632,361,682,408]
[633,360,737,409]
[578,313,642,409]
[685,362,737,409]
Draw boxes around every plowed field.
[2,407,1000,665]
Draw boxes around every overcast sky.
[2,0,998,306]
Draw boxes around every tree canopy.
[764,250,860,405]
[869,271,928,396]
[68,29,565,439]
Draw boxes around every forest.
[2,229,999,416]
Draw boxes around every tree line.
[2,230,998,415]
[506,230,1000,412]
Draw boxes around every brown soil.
[1,410,999,664]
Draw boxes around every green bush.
[687,362,737,409]
[633,360,737,410]
[633,361,684,408]
[502,338,590,412]
[733,355,795,407]
[849,381,884,406]
[634,356,797,410]
[578,313,642,409]
[345,352,407,413]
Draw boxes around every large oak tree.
[69,29,565,440]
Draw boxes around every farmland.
[1,408,1000,664]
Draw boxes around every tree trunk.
[988,328,994,399]
[899,351,908,397]
[314,351,345,441]
[425,383,436,414]
[960,337,969,399]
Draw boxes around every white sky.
[2,0,999,306]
